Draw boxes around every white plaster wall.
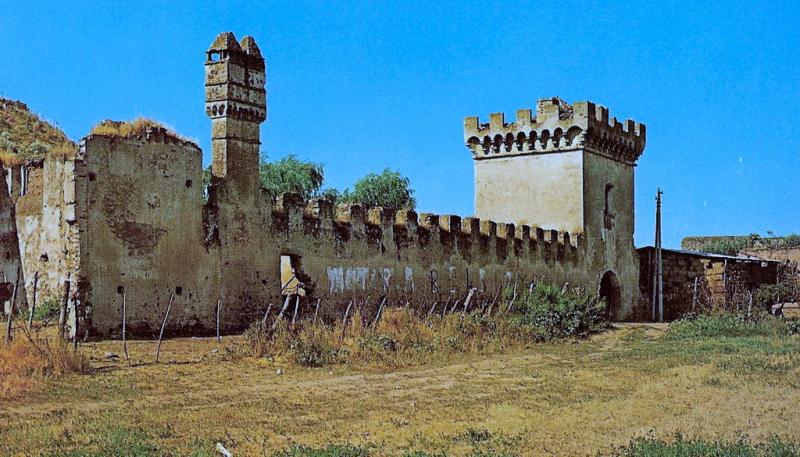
[474,151,584,234]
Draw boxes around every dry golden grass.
[49,143,77,159]
[0,150,24,166]
[90,117,190,143]
[255,307,531,368]
[0,323,797,456]
[0,333,87,400]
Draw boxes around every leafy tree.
[339,168,416,210]
[318,187,342,203]
[202,154,326,201]
[258,154,324,200]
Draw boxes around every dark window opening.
[20,166,28,196]
[603,183,615,230]
[88,172,97,182]
[175,286,183,296]
[117,285,125,294]
[185,179,192,188]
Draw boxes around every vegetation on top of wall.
[684,233,800,256]
[89,117,193,144]
[0,97,76,164]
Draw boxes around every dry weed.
[0,334,87,399]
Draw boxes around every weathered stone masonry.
[6,32,654,336]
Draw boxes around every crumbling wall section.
[8,158,78,308]
[78,131,219,336]
[0,165,24,314]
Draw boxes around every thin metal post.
[656,188,664,322]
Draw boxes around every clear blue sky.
[1,1,798,248]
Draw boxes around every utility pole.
[654,189,664,322]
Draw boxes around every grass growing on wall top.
[89,117,192,143]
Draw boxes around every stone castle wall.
[70,130,596,337]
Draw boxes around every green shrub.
[291,324,335,367]
[619,434,799,457]
[33,297,61,322]
[49,426,159,457]
[786,320,800,335]
[754,283,796,311]
[667,313,790,339]
[272,444,370,457]
[510,284,607,339]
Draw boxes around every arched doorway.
[599,271,622,320]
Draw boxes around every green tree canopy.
[202,154,325,201]
[340,168,416,210]
[259,154,324,200]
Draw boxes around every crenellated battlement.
[464,97,646,164]
[268,193,583,267]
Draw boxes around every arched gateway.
[599,271,622,320]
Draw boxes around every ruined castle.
[1,32,654,337]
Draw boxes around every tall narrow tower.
[205,32,266,197]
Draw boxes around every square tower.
[205,32,266,197]
[464,98,647,318]
[464,98,645,236]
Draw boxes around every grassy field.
[1,322,799,456]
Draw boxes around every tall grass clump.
[247,284,608,368]
[667,312,797,339]
[510,284,607,340]
[0,335,88,399]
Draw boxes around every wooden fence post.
[313,298,321,324]
[4,265,19,343]
[461,288,476,315]
[339,300,353,344]
[291,295,300,326]
[372,296,388,327]
[121,289,129,363]
[215,298,222,342]
[27,271,39,331]
[448,299,460,314]
[72,291,79,350]
[261,303,273,329]
[59,273,71,340]
[271,294,292,332]
[426,301,437,319]
[155,293,175,363]
[485,286,502,317]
